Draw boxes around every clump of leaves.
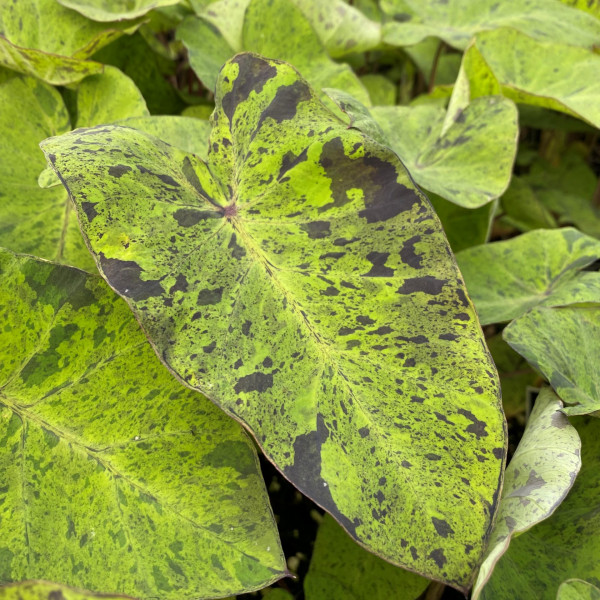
[0,1,599,599]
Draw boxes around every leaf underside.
[42,52,506,590]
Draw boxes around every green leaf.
[76,65,149,128]
[462,29,600,128]
[0,582,127,600]
[504,305,600,416]
[428,194,495,254]
[42,53,506,590]
[56,0,181,22]
[557,580,600,600]
[0,248,285,597]
[558,0,600,18]
[371,96,518,208]
[290,0,381,57]
[199,0,251,51]
[0,75,94,271]
[0,0,140,85]
[472,388,581,599]
[523,153,600,239]
[499,177,558,233]
[116,116,212,161]
[304,514,430,600]
[456,228,600,325]
[322,88,387,145]
[359,74,396,106]
[177,0,370,103]
[486,334,537,419]
[380,0,600,50]
[91,33,185,115]
[480,416,600,599]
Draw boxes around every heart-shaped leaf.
[460,29,600,129]
[0,248,285,598]
[380,0,600,50]
[305,514,430,600]
[372,97,518,208]
[472,388,581,599]
[457,228,600,325]
[42,53,506,590]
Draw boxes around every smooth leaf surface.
[0,249,285,597]
[0,0,139,85]
[480,416,600,600]
[472,388,581,599]
[504,305,600,416]
[304,514,429,600]
[457,228,600,325]
[464,29,600,129]
[76,65,149,128]
[557,580,600,600]
[57,0,180,22]
[42,53,506,590]
[291,0,381,57]
[372,97,518,208]
[177,0,369,103]
[0,75,94,271]
[380,0,600,50]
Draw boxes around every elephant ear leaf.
[41,52,506,590]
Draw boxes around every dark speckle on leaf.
[222,54,278,123]
[397,276,448,295]
[108,164,131,178]
[81,201,98,222]
[255,80,312,132]
[431,518,455,538]
[197,287,223,305]
[234,372,273,394]
[364,252,394,277]
[173,208,218,227]
[100,256,164,301]
[301,221,331,239]
[457,409,488,439]
[429,548,447,568]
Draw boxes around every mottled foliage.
[472,389,581,599]
[380,0,600,50]
[0,249,285,598]
[480,416,600,599]
[457,228,600,325]
[504,306,600,417]
[42,53,506,589]
[0,0,139,85]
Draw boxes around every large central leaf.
[42,53,506,590]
